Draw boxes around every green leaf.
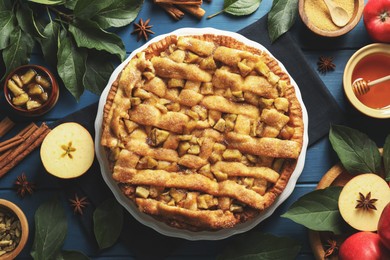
[0,0,12,10]
[384,134,390,182]
[208,0,261,19]
[16,2,45,38]
[28,0,65,5]
[69,19,125,61]
[55,250,90,260]
[0,10,15,50]
[64,0,78,10]
[217,232,301,260]
[2,27,34,81]
[267,0,298,43]
[74,0,143,29]
[329,125,382,174]
[38,19,60,66]
[30,197,67,260]
[83,52,114,95]
[57,30,86,100]
[282,186,345,234]
[93,198,123,250]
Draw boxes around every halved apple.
[338,173,390,231]
[40,122,94,179]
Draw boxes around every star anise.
[132,18,154,41]
[324,238,338,258]
[14,173,35,198]
[69,194,89,215]
[356,192,378,210]
[317,56,336,74]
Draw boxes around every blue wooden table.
[1,0,389,259]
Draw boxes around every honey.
[304,0,355,31]
[352,53,390,109]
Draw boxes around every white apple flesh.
[40,122,94,179]
[338,173,390,231]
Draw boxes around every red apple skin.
[363,0,390,43]
[378,202,390,250]
[339,232,390,260]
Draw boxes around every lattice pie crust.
[101,34,304,231]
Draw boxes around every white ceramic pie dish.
[95,28,309,240]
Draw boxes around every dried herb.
[0,210,21,256]
[14,173,35,198]
[324,238,338,258]
[131,18,154,41]
[317,56,336,74]
[69,194,89,215]
[0,0,143,100]
[356,192,378,211]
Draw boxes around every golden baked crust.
[101,34,304,231]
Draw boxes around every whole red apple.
[339,232,390,260]
[378,202,390,250]
[363,0,390,43]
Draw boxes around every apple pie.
[101,34,304,231]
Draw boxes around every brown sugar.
[304,0,355,31]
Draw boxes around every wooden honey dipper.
[352,75,390,96]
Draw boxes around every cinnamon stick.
[0,123,50,178]
[0,135,23,153]
[158,3,185,20]
[177,4,205,19]
[0,150,12,162]
[154,0,202,5]
[0,117,15,138]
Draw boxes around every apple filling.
[101,34,304,230]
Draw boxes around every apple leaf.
[16,2,45,38]
[268,0,298,43]
[57,30,86,100]
[83,52,114,95]
[28,0,65,5]
[207,0,261,19]
[329,125,382,174]
[69,19,125,61]
[93,198,124,250]
[38,19,60,67]
[383,134,390,182]
[2,27,34,81]
[0,0,12,10]
[55,250,90,260]
[31,197,67,260]
[217,232,301,260]
[282,186,346,234]
[0,10,15,50]
[64,0,78,10]
[74,0,143,29]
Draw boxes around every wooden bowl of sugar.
[299,0,364,37]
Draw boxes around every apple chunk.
[338,173,390,231]
[40,122,94,179]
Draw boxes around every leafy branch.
[0,0,144,100]
[206,0,299,42]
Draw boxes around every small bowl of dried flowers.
[3,64,59,117]
[299,0,364,37]
[0,199,28,260]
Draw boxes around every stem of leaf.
[207,9,224,19]
[48,6,73,23]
